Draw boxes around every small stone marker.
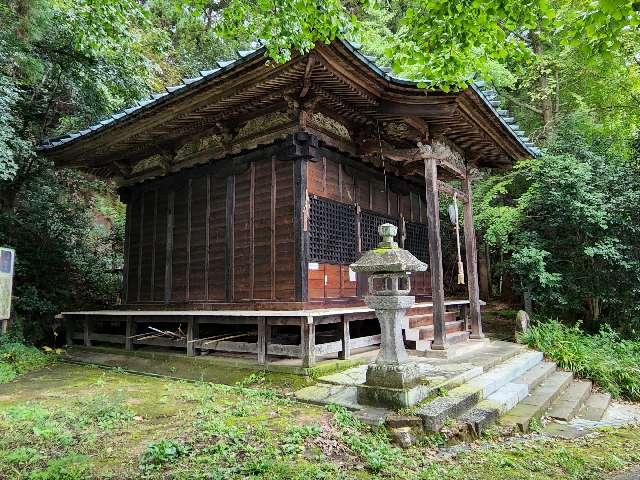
[516,310,530,333]
[350,224,429,409]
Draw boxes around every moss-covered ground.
[1,363,640,479]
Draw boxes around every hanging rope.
[450,192,465,285]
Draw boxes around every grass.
[0,340,56,384]
[519,319,640,401]
[1,363,640,479]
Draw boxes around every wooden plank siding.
[306,154,432,301]
[121,151,298,306]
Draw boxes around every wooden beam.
[424,158,447,350]
[462,174,484,339]
[403,116,430,141]
[436,181,469,203]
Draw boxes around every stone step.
[451,341,527,371]
[499,370,573,432]
[404,320,464,341]
[458,361,557,434]
[402,311,457,329]
[416,350,543,431]
[577,392,611,421]
[547,380,592,421]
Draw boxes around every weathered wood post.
[462,173,483,339]
[186,316,199,356]
[338,314,351,360]
[125,316,134,351]
[257,316,267,365]
[301,317,316,368]
[423,157,447,350]
[83,315,92,347]
[64,315,74,346]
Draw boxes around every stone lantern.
[350,223,429,408]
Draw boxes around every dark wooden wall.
[122,153,296,306]
[307,155,432,301]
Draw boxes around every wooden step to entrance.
[408,331,471,353]
[401,311,458,330]
[404,320,464,342]
[406,305,434,316]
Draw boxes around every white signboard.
[0,248,15,320]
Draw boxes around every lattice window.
[405,221,429,263]
[361,211,398,252]
[309,196,357,264]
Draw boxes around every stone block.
[357,382,431,409]
[417,391,480,432]
[385,414,423,429]
[365,362,421,389]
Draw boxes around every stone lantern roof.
[350,224,428,274]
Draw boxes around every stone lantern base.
[357,363,430,409]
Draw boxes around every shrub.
[0,340,55,383]
[519,319,640,400]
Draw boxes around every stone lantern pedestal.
[350,224,431,409]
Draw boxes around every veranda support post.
[462,173,483,339]
[424,158,447,350]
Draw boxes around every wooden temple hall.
[41,40,536,367]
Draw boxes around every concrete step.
[547,380,592,421]
[500,370,573,432]
[577,392,611,421]
[416,350,543,431]
[404,320,464,341]
[459,361,557,434]
[401,311,457,329]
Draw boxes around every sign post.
[0,248,15,335]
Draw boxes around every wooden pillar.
[338,315,351,360]
[301,317,316,368]
[83,315,92,347]
[462,174,484,339]
[225,176,235,302]
[63,316,73,346]
[164,191,174,303]
[125,316,134,351]
[257,317,266,365]
[186,316,199,356]
[424,158,447,350]
[293,157,309,302]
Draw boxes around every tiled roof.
[39,40,539,157]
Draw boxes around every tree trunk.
[478,241,491,299]
[531,32,554,129]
